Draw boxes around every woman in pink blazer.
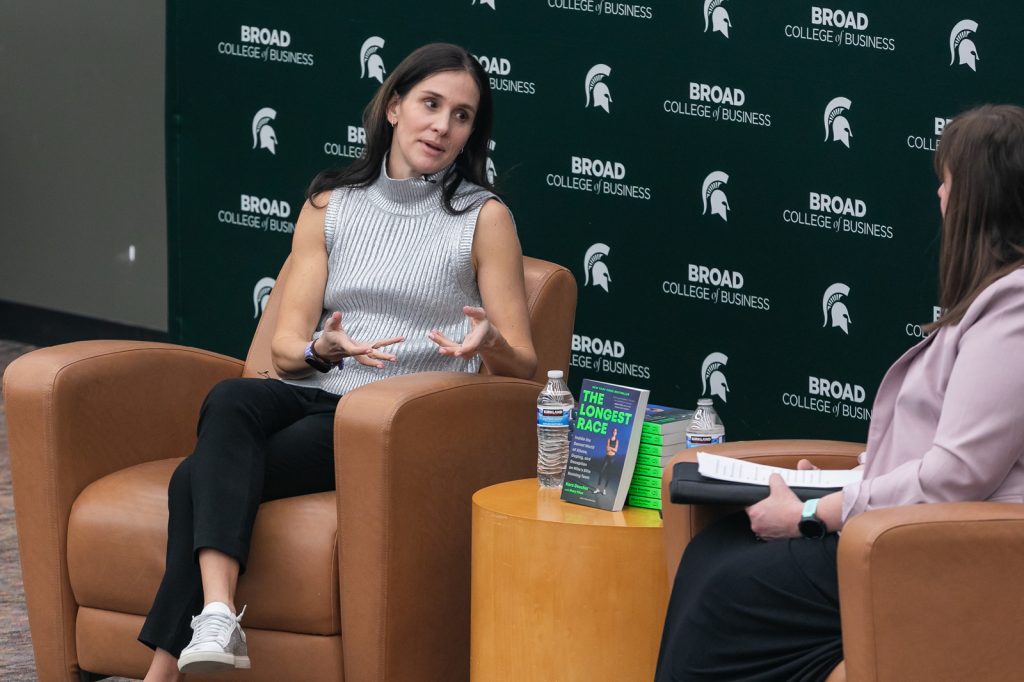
[656,104,1024,681]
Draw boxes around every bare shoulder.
[473,199,523,272]
[476,198,516,239]
[474,198,520,253]
[304,191,333,215]
[295,192,334,227]
[291,193,334,250]
[479,196,512,221]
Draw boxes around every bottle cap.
[697,398,713,406]
[547,370,564,379]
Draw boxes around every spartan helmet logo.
[824,97,853,148]
[252,277,276,319]
[822,282,852,334]
[251,107,278,155]
[701,352,730,403]
[472,0,496,8]
[360,36,386,83]
[949,20,979,71]
[584,64,613,113]
[583,243,611,293]
[486,139,497,185]
[703,0,731,38]
[701,171,730,221]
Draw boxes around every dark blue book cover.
[561,379,650,511]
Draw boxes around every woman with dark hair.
[656,104,1024,682]
[138,42,536,680]
[595,427,620,495]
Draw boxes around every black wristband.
[304,340,335,373]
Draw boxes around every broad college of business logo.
[472,0,496,9]
[822,283,852,334]
[701,171,730,221]
[701,352,729,402]
[486,140,497,185]
[584,64,612,113]
[703,0,731,38]
[252,277,276,318]
[251,108,278,155]
[360,37,386,83]
[824,97,853,148]
[949,19,979,71]
[583,243,611,292]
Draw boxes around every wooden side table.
[471,479,668,682]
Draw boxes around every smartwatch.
[304,340,337,373]
[798,498,827,538]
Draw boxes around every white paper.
[696,452,863,488]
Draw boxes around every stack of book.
[561,379,650,512]
[626,404,694,510]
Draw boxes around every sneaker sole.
[178,652,251,673]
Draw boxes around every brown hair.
[306,43,495,215]
[927,104,1024,331]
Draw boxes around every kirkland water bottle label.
[537,407,572,427]
[685,434,725,448]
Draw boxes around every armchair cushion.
[68,459,340,636]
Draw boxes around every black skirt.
[655,511,843,682]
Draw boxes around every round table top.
[473,478,663,529]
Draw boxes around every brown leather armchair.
[6,256,576,682]
[660,441,1024,682]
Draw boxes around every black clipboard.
[668,461,841,506]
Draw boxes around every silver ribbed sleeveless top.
[284,161,497,395]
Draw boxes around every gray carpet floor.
[1,341,135,681]
[1,340,37,680]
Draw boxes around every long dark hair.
[306,43,495,215]
[927,104,1024,331]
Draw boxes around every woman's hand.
[746,474,804,541]
[428,306,498,360]
[316,311,404,369]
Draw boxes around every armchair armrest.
[4,340,242,682]
[661,440,864,587]
[332,371,541,682]
[839,502,1024,682]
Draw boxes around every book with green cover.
[629,474,661,498]
[638,441,688,458]
[625,405,692,509]
[636,453,663,468]
[627,491,661,510]
[561,379,650,512]
[640,431,687,446]
[641,405,695,437]
[633,463,662,479]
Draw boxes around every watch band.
[304,340,339,373]
[798,498,827,539]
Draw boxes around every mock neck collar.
[368,155,451,215]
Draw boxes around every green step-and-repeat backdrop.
[168,1,1019,441]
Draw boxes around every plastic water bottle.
[685,398,725,448]
[537,370,574,488]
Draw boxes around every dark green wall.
[168,1,1014,441]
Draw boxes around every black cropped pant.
[655,511,843,682]
[138,378,341,657]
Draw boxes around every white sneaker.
[177,602,250,673]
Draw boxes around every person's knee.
[203,378,256,407]
[199,378,269,423]
[168,457,192,500]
